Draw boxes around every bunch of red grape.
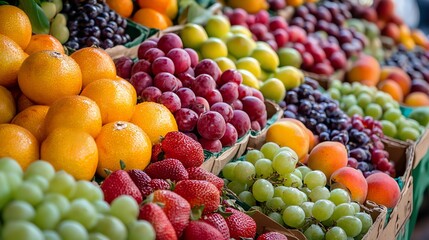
[115,33,268,153]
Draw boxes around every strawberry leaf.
[104,168,112,176]
[119,160,126,170]
[190,205,205,220]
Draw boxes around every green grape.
[328,88,341,100]
[24,160,55,180]
[325,226,347,240]
[331,203,355,221]
[350,202,361,213]
[274,186,287,197]
[72,181,104,202]
[5,173,22,192]
[331,79,342,89]
[282,206,305,228]
[65,199,98,229]
[52,0,63,13]
[292,169,302,179]
[381,120,397,138]
[351,82,362,94]
[357,93,372,108]
[266,197,285,211]
[355,212,373,234]
[347,105,364,117]
[88,233,109,240]
[260,142,280,160]
[227,181,248,195]
[299,190,308,203]
[283,173,302,188]
[304,224,325,240]
[382,102,395,112]
[34,202,61,230]
[304,170,326,190]
[93,216,127,240]
[300,187,311,197]
[340,83,352,95]
[245,150,264,165]
[252,179,274,202]
[272,151,296,175]
[341,95,357,110]
[276,147,299,161]
[282,187,305,206]
[128,220,156,240]
[110,195,139,226]
[300,201,314,218]
[233,161,255,184]
[2,201,35,222]
[2,221,44,240]
[322,218,334,227]
[374,92,390,106]
[50,22,70,44]
[0,172,11,209]
[57,220,88,240]
[329,189,351,205]
[43,230,61,240]
[41,2,57,20]
[268,212,284,226]
[365,103,383,120]
[93,200,110,214]
[398,127,420,141]
[312,199,335,221]
[13,182,43,206]
[0,157,23,177]
[238,191,256,207]
[44,193,70,217]
[48,171,76,198]
[337,216,362,237]
[255,159,274,178]
[222,162,237,180]
[309,186,330,202]
[26,175,49,192]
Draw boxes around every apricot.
[330,167,368,204]
[347,54,380,87]
[279,118,317,151]
[266,121,309,161]
[378,79,403,102]
[375,0,395,21]
[404,92,429,107]
[379,66,411,95]
[307,141,348,179]
[366,172,400,208]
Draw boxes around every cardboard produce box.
[414,128,429,169]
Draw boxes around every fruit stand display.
[1,0,429,239]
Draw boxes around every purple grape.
[199,138,222,153]
[151,57,175,75]
[153,72,180,92]
[192,74,216,97]
[174,108,198,132]
[229,110,251,138]
[141,86,162,102]
[220,123,238,147]
[206,89,223,106]
[158,91,181,113]
[176,88,196,108]
[197,111,226,140]
[219,82,239,104]
[129,72,152,94]
[211,102,234,123]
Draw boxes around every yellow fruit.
[250,46,279,72]
[0,124,39,170]
[70,47,117,87]
[273,66,304,90]
[96,121,152,177]
[200,38,228,59]
[18,50,82,105]
[17,94,35,112]
[43,95,102,139]
[25,34,65,55]
[0,85,16,123]
[0,34,28,87]
[166,0,178,19]
[137,0,169,13]
[41,128,98,180]
[114,78,138,105]
[286,0,304,7]
[180,23,208,49]
[228,0,268,14]
[130,102,178,144]
[266,121,309,160]
[106,0,133,18]
[236,57,261,79]
[11,105,49,142]
[239,69,260,89]
[133,8,170,30]
[0,5,32,49]
[215,57,236,72]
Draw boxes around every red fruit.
[152,131,205,168]
[100,170,143,204]
[145,158,189,181]
[149,190,191,237]
[183,221,224,240]
[257,232,288,240]
[139,203,178,240]
[187,167,224,191]
[202,213,230,240]
[225,208,256,239]
[127,169,151,197]
[174,180,220,214]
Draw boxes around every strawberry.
[202,213,230,240]
[182,221,224,240]
[148,190,191,237]
[225,207,256,239]
[257,232,288,240]
[139,203,178,240]
[128,169,151,196]
[100,170,142,204]
[174,180,220,214]
[152,131,204,168]
[138,179,171,199]
[187,167,224,191]
[145,158,189,181]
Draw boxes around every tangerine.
[24,34,65,55]
[137,0,169,13]
[0,85,16,123]
[106,0,133,18]
[11,105,49,142]
[133,8,169,30]
[17,94,35,112]
[0,34,28,87]
[0,5,32,49]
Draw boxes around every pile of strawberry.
[99,131,285,240]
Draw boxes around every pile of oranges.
[0,5,178,181]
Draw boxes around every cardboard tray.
[414,128,429,169]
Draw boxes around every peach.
[375,0,395,21]
[347,54,380,87]
[379,66,411,95]
[404,92,429,107]
[411,29,429,47]
[378,79,404,102]
[279,118,317,151]
[307,141,348,179]
[366,172,400,208]
[330,167,368,204]
[382,23,400,42]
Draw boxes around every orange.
[137,0,169,13]
[106,0,133,18]
[95,121,152,177]
[133,8,169,30]
[24,34,65,55]
[81,79,136,124]
[41,128,98,180]
[0,124,39,170]
[228,0,268,14]
[286,0,304,7]
[0,85,16,123]
[18,50,82,105]
[70,47,117,87]
[0,5,32,49]
[166,0,178,19]
[11,105,49,142]
[130,102,178,144]
[17,94,35,112]
[43,95,102,139]
[0,34,28,87]
[115,77,137,105]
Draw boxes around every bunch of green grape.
[40,0,69,44]
[328,80,424,141]
[0,157,155,240]
[222,142,373,240]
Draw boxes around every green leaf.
[186,2,212,25]
[19,0,50,34]
[0,1,10,5]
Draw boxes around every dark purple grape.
[349,148,366,162]
[286,104,298,114]
[86,36,100,46]
[92,26,101,38]
[298,100,312,115]
[112,34,122,45]
[117,27,125,35]
[103,39,114,48]
[319,132,330,142]
[95,17,108,28]
[99,12,110,21]
[315,123,328,135]
[83,4,98,18]
[66,41,79,50]
[357,162,370,172]
[285,91,299,104]
[102,27,114,38]
[107,21,118,32]
[283,111,296,119]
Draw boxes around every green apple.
[215,57,236,72]
[226,34,256,59]
[230,25,252,38]
[278,48,302,68]
[200,38,228,59]
[250,47,279,72]
[180,23,208,49]
[236,57,261,79]
[238,69,259,89]
[272,66,304,90]
[205,15,230,39]
[260,78,286,103]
